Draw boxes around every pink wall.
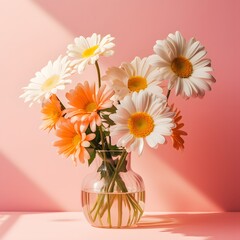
[0,0,239,212]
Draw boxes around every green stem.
[95,61,101,88]
[124,195,132,226]
[90,192,103,215]
[56,95,66,110]
[92,192,106,222]
[107,194,112,227]
[166,89,171,100]
[99,126,105,150]
[118,194,122,228]
[108,151,128,192]
[99,194,116,218]
[99,126,108,164]
[89,151,144,227]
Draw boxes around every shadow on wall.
[32,0,160,61]
[31,0,240,213]
[33,0,135,34]
[0,151,61,211]
[33,0,91,34]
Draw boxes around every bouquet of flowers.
[20,31,215,228]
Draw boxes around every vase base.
[82,190,145,228]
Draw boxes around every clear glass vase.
[81,149,145,228]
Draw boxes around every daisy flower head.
[102,56,165,101]
[109,91,175,155]
[150,31,215,98]
[53,119,95,164]
[170,105,187,150]
[40,94,64,132]
[67,33,115,73]
[20,56,73,106]
[64,81,114,132]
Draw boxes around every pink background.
[0,0,239,212]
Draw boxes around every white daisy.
[109,91,175,155]
[102,56,165,101]
[20,56,73,106]
[67,33,115,73]
[150,31,215,98]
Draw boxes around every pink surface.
[0,212,240,240]
[0,0,240,212]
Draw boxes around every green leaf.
[103,105,117,114]
[87,148,96,166]
[86,126,101,149]
[101,114,115,126]
[116,158,127,173]
[94,128,101,144]
[97,161,115,179]
[107,145,123,157]
[103,130,110,136]
[108,145,119,150]
[97,162,107,179]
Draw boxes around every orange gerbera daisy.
[65,81,114,132]
[41,94,63,131]
[53,119,95,164]
[170,105,187,150]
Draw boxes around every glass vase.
[81,149,145,228]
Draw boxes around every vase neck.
[95,150,131,170]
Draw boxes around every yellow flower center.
[41,75,60,91]
[51,110,61,120]
[128,112,154,138]
[82,45,99,58]
[72,134,81,147]
[171,56,193,78]
[85,102,97,112]
[128,76,147,92]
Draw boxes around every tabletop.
[0,212,239,240]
